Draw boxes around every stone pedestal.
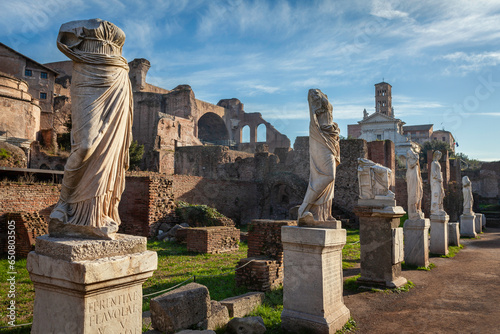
[482,214,486,228]
[448,222,460,246]
[281,226,350,334]
[460,214,476,238]
[27,234,157,334]
[430,214,449,255]
[474,213,483,234]
[403,218,430,268]
[354,203,407,288]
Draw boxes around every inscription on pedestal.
[89,290,141,331]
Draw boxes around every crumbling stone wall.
[0,212,47,257]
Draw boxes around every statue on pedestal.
[297,89,340,223]
[462,176,474,216]
[430,151,446,216]
[405,149,424,219]
[49,19,133,239]
[357,158,395,200]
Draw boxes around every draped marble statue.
[405,149,424,219]
[357,158,395,200]
[297,89,340,223]
[430,151,446,216]
[462,176,474,216]
[49,19,133,239]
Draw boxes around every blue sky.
[1,0,500,160]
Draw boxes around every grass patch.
[402,261,436,271]
[440,244,464,258]
[399,213,409,227]
[342,229,360,269]
[337,317,357,333]
[344,274,361,292]
[344,275,415,294]
[247,287,284,333]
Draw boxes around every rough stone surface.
[220,292,265,318]
[475,213,483,234]
[460,214,477,238]
[150,283,210,334]
[206,301,230,331]
[186,226,240,254]
[403,218,430,268]
[27,236,157,334]
[448,222,460,246]
[226,316,266,334]
[430,214,449,255]
[482,214,486,227]
[281,226,350,333]
[34,233,146,261]
[355,206,407,288]
[176,331,216,334]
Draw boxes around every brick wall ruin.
[186,227,240,254]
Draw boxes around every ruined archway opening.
[198,112,229,145]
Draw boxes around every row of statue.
[49,19,473,239]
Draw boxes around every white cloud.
[439,51,500,74]
[370,0,409,20]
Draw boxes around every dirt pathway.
[343,227,500,334]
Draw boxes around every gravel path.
[343,227,500,334]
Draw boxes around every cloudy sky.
[1,0,500,160]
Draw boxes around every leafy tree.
[454,152,482,170]
[420,140,452,163]
[129,140,144,170]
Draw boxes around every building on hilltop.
[348,81,455,156]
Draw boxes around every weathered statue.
[405,149,424,219]
[49,19,133,239]
[462,176,474,215]
[297,89,340,222]
[430,151,446,216]
[357,158,395,200]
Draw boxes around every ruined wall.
[186,227,240,254]
[368,140,395,186]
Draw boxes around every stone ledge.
[34,233,147,261]
[281,226,346,247]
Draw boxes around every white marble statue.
[357,158,395,200]
[462,176,474,216]
[430,151,446,216]
[405,149,424,219]
[49,19,133,239]
[297,89,340,222]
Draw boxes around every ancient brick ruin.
[186,227,240,254]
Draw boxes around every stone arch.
[241,125,251,143]
[197,112,229,144]
[257,123,267,142]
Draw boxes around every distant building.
[348,81,455,156]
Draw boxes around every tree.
[454,152,482,170]
[129,140,144,170]
[420,140,452,163]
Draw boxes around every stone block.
[460,214,476,238]
[150,283,210,334]
[475,213,483,234]
[392,227,404,264]
[186,227,239,254]
[403,218,430,268]
[220,292,265,318]
[281,226,350,333]
[448,222,460,246]
[227,316,266,334]
[430,214,449,255]
[206,301,230,331]
[482,214,486,227]
[27,234,157,334]
[354,206,407,288]
[235,258,282,291]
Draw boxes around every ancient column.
[460,176,476,237]
[429,151,449,255]
[354,158,407,288]
[27,19,157,333]
[402,149,430,267]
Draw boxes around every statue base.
[448,222,460,246]
[27,234,157,333]
[474,213,483,234]
[430,214,449,255]
[460,214,477,237]
[49,218,118,240]
[354,205,407,289]
[281,226,350,333]
[403,218,430,268]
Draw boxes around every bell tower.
[375,81,393,117]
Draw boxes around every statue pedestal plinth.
[354,203,407,288]
[474,213,483,234]
[430,214,449,255]
[448,222,460,246]
[27,234,157,334]
[281,226,350,333]
[403,218,430,268]
[460,214,477,237]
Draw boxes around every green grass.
[440,244,464,258]
[402,261,436,271]
[342,229,360,269]
[0,148,11,160]
[246,287,284,334]
[399,213,409,227]
[344,274,415,294]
